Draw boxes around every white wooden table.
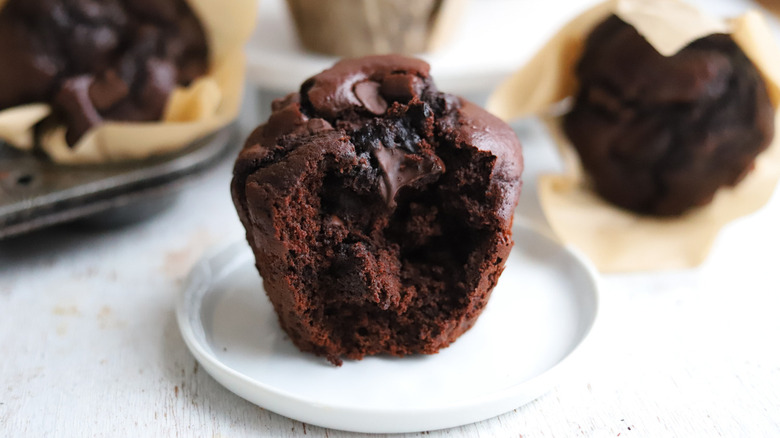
[4,0,780,433]
[2,95,779,436]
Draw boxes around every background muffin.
[564,15,775,216]
[0,0,256,164]
[487,0,780,272]
[285,0,465,57]
[0,0,209,146]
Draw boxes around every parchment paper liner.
[487,0,780,272]
[756,0,780,20]
[285,0,466,57]
[0,0,257,164]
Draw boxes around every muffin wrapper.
[487,0,780,272]
[285,0,466,57]
[0,0,257,164]
[756,0,780,19]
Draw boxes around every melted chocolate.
[374,144,444,207]
[353,80,388,115]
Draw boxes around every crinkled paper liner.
[487,0,780,272]
[285,0,466,57]
[0,0,257,164]
[756,0,780,19]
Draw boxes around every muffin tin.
[0,125,237,239]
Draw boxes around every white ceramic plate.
[177,223,599,433]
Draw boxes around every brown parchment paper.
[487,0,780,272]
[0,0,257,164]
[756,0,780,19]
[286,0,466,57]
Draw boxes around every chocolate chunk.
[373,144,444,207]
[380,72,424,102]
[89,70,129,111]
[55,76,103,145]
[353,80,388,115]
[300,56,430,120]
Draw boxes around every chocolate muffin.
[232,55,523,365]
[563,15,775,216]
[0,0,209,146]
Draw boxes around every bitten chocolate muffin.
[0,0,208,146]
[564,15,775,216]
[232,55,523,365]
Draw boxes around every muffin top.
[234,55,523,226]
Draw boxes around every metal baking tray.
[0,125,238,239]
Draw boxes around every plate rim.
[176,221,601,432]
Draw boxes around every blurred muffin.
[285,0,465,57]
[563,15,775,216]
[0,0,209,146]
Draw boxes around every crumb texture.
[564,15,775,216]
[232,55,523,365]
